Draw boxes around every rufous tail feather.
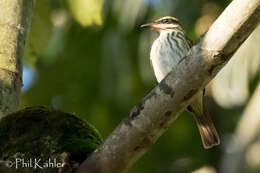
[193,113,220,149]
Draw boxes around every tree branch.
[77,0,260,172]
[0,0,34,118]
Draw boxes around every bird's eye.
[162,19,173,24]
[163,19,169,23]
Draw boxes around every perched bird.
[141,16,220,149]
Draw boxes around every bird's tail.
[193,113,220,149]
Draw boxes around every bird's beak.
[141,22,162,30]
[140,22,165,31]
[140,22,155,28]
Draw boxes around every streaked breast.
[150,30,190,82]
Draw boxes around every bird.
[141,16,220,149]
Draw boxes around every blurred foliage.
[24,0,53,65]
[66,0,104,26]
[20,0,260,173]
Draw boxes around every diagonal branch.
[77,0,260,172]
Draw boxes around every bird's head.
[141,16,182,32]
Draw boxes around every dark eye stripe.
[160,18,178,24]
[163,19,170,23]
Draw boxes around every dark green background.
[21,0,259,172]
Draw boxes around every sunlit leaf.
[67,0,103,27]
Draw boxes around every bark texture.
[77,0,260,172]
[0,0,34,118]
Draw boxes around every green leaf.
[67,0,103,27]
